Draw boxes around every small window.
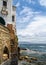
[3,1,7,7]
[12,16,15,21]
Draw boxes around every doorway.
[3,46,9,58]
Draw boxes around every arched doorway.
[3,47,9,58]
[0,17,5,25]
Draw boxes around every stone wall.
[0,24,18,64]
[0,24,11,64]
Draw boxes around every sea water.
[19,42,46,65]
[19,43,46,52]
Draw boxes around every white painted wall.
[0,0,16,26]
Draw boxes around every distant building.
[0,0,18,64]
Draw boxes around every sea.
[18,42,46,65]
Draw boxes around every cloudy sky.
[13,0,46,43]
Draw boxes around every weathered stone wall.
[0,24,18,65]
[0,24,11,64]
[7,24,18,56]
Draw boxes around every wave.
[26,48,39,54]
[39,46,46,48]
[25,48,46,55]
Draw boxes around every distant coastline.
[18,41,46,44]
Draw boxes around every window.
[12,16,15,21]
[12,6,16,11]
[3,1,7,7]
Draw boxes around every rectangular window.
[3,1,7,7]
[12,16,15,21]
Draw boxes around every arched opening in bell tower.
[0,17,5,25]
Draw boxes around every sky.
[13,0,46,43]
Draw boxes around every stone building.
[0,0,18,64]
[0,24,11,63]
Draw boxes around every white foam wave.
[20,48,46,55]
[39,46,45,48]
[26,48,46,54]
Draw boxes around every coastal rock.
[24,56,29,59]
[19,56,24,60]
[27,59,32,63]
[31,57,37,61]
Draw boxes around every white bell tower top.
[0,0,16,27]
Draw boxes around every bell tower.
[0,0,17,35]
[0,0,16,33]
[0,0,12,25]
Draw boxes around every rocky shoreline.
[18,47,46,65]
[18,55,46,65]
